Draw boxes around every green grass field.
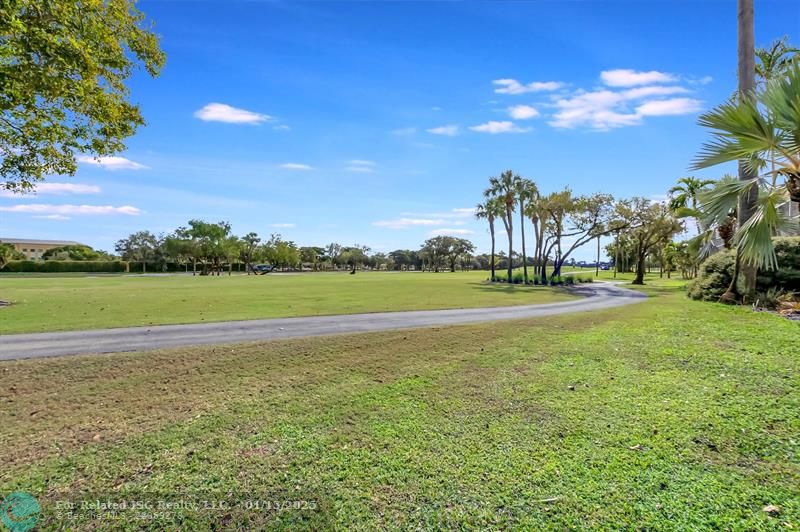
[0,271,575,334]
[0,274,797,529]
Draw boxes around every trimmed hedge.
[687,237,800,301]
[2,260,127,273]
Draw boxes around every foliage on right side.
[688,237,800,302]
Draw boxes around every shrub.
[512,272,524,284]
[549,275,563,286]
[532,277,539,286]
[687,237,800,301]
[565,276,575,285]
[2,260,127,273]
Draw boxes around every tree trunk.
[506,205,514,283]
[489,219,496,281]
[737,0,758,298]
[720,248,743,303]
[632,251,646,285]
[595,236,600,277]
[519,200,528,283]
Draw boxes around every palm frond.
[692,97,779,171]
[697,177,757,227]
[735,187,791,270]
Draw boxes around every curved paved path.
[0,282,645,361]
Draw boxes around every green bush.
[565,276,575,285]
[512,272,524,284]
[687,237,800,301]
[2,260,127,273]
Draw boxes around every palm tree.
[515,178,538,283]
[693,63,800,300]
[756,36,799,88]
[485,170,520,283]
[668,176,716,234]
[475,198,502,281]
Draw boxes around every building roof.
[0,238,84,246]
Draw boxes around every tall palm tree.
[515,178,538,284]
[485,170,520,283]
[668,176,715,234]
[475,198,502,281]
[693,64,800,294]
[732,0,758,299]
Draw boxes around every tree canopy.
[0,0,165,193]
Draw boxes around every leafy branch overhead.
[0,0,165,193]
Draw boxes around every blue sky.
[1,0,796,259]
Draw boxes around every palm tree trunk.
[736,0,758,299]
[505,206,514,283]
[519,201,528,283]
[489,219,496,281]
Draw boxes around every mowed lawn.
[0,275,797,529]
[0,271,575,334]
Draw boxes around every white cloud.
[549,90,639,130]
[348,159,375,166]
[429,228,474,236]
[426,125,459,136]
[373,218,444,229]
[280,163,312,170]
[270,223,296,228]
[194,103,271,124]
[273,124,291,131]
[345,166,375,173]
[77,155,148,171]
[404,207,476,219]
[0,182,100,197]
[507,105,540,120]
[390,127,417,136]
[636,98,702,116]
[549,89,701,130]
[620,86,689,99]
[600,69,677,87]
[0,204,141,216]
[432,106,442,111]
[493,79,564,94]
[33,214,71,220]
[469,121,531,134]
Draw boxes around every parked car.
[252,264,274,275]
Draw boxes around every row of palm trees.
[475,170,542,283]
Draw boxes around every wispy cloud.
[345,166,375,173]
[469,121,530,134]
[636,98,703,116]
[349,159,375,166]
[0,182,101,197]
[194,103,271,124]
[373,218,444,229]
[280,163,312,170]
[270,223,296,228]
[429,228,474,236]
[403,207,476,219]
[600,69,677,87]
[426,125,459,136]
[493,79,564,94]
[33,214,71,220]
[0,204,141,216]
[548,83,702,130]
[273,124,291,131]
[77,156,148,171]
[507,105,540,120]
